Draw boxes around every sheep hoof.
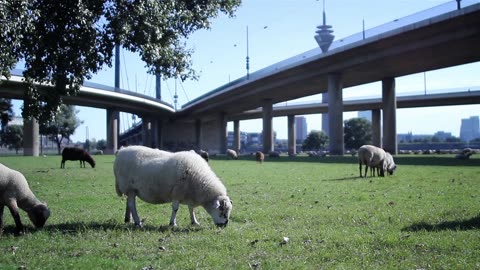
[135,223,143,228]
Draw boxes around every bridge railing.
[272,86,480,108]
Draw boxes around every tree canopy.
[0,124,23,154]
[0,98,14,129]
[302,130,328,151]
[344,117,372,150]
[40,104,82,154]
[1,0,241,122]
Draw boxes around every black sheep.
[60,147,96,168]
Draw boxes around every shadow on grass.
[402,215,480,232]
[324,176,363,181]
[1,221,204,236]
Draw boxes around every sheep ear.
[213,200,220,209]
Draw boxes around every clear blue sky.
[12,0,480,142]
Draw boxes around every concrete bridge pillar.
[23,118,39,156]
[195,119,202,149]
[288,115,296,156]
[262,99,274,154]
[141,119,150,147]
[327,73,344,155]
[372,109,382,147]
[218,113,227,154]
[382,77,397,154]
[233,120,241,153]
[321,92,329,135]
[106,109,119,154]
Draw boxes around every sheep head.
[206,196,232,227]
[27,203,51,228]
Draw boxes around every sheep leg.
[364,165,369,178]
[124,200,132,223]
[0,204,4,229]
[126,193,142,227]
[7,202,24,235]
[188,205,200,225]
[60,160,65,169]
[169,201,180,226]
[359,163,362,177]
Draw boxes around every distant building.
[227,131,248,147]
[433,131,453,141]
[460,116,480,142]
[295,116,308,141]
[358,111,372,122]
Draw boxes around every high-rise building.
[460,116,480,142]
[295,116,308,141]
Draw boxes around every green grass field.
[0,153,479,269]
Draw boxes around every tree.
[1,0,241,122]
[0,0,31,78]
[0,125,23,154]
[96,139,107,151]
[40,105,82,154]
[302,130,328,151]
[344,118,372,150]
[0,98,14,130]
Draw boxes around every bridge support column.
[152,120,162,149]
[328,73,344,155]
[288,115,296,156]
[233,120,241,153]
[142,118,152,147]
[23,118,39,156]
[219,113,227,154]
[195,119,202,149]
[106,109,119,154]
[322,92,329,135]
[372,109,381,147]
[262,99,274,154]
[382,78,397,154]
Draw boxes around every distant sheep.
[114,146,232,227]
[198,149,209,162]
[455,152,473,160]
[61,147,95,168]
[255,151,264,163]
[0,163,50,234]
[268,151,280,158]
[358,145,396,177]
[226,149,238,160]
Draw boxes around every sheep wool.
[358,145,388,177]
[0,163,50,234]
[226,149,238,160]
[114,146,232,227]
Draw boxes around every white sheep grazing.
[114,146,233,227]
[226,149,238,160]
[0,163,50,234]
[383,152,397,176]
[358,145,389,178]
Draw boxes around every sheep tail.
[115,178,123,197]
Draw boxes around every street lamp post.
[246,26,250,80]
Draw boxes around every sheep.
[383,152,397,176]
[114,145,232,228]
[61,147,96,168]
[226,149,238,160]
[198,149,209,162]
[268,151,280,158]
[0,163,50,235]
[358,145,389,178]
[255,151,264,163]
